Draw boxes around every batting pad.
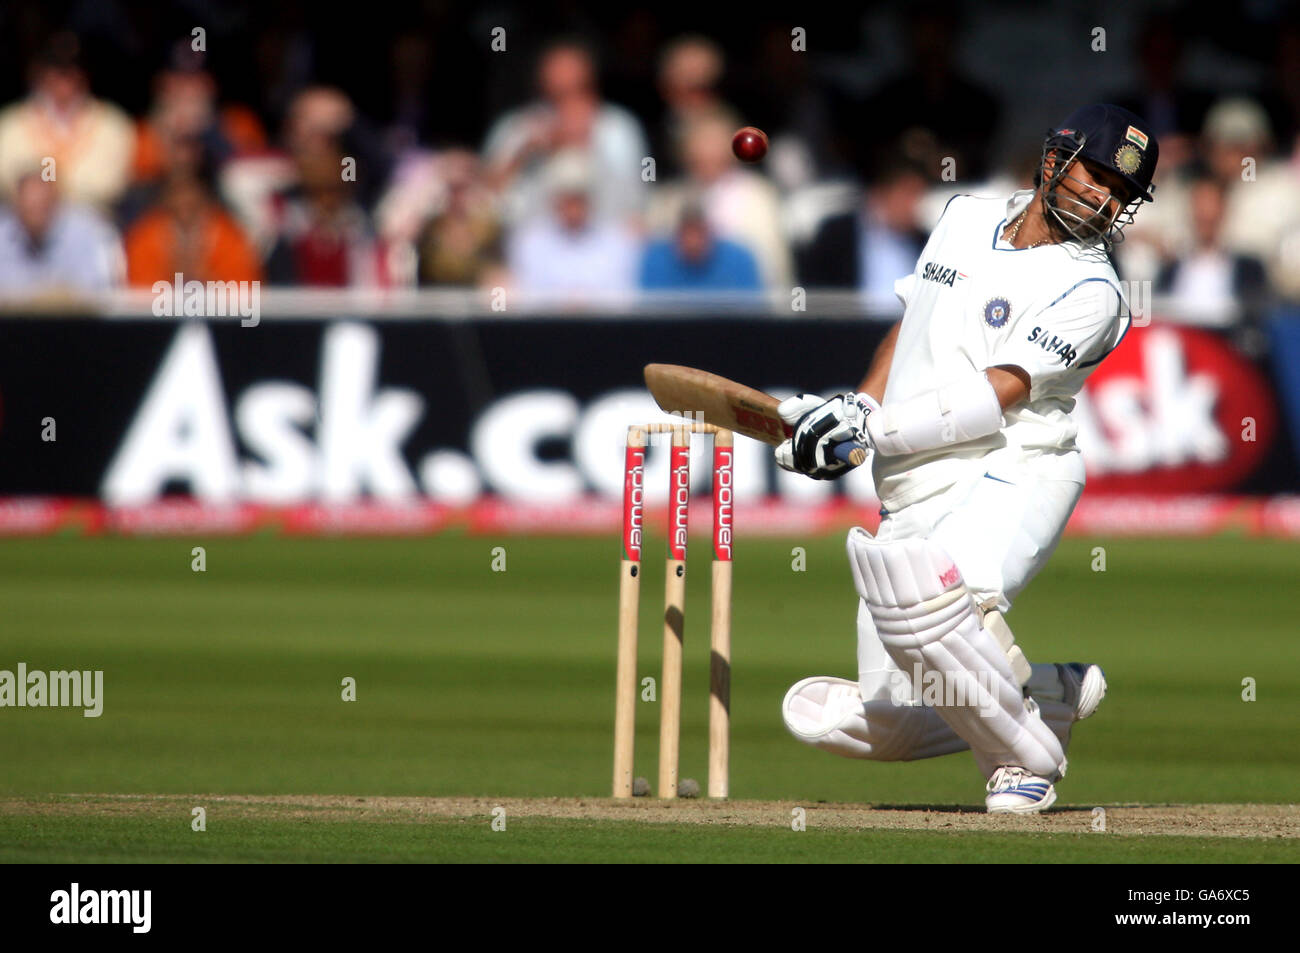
[783,675,1081,763]
[782,676,970,761]
[846,528,1067,781]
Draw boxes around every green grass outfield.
[0,534,1296,862]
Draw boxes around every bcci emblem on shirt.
[984,297,1011,328]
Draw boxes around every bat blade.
[644,363,790,445]
[643,363,867,466]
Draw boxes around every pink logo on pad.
[939,565,961,587]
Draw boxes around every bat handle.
[833,441,869,468]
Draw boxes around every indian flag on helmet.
[1125,126,1149,149]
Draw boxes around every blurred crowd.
[2,10,1300,339]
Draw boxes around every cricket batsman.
[776,104,1158,813]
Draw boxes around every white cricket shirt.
[873,190,1130,511]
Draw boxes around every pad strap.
[981,607,1032,687]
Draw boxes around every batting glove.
[774,393,879,480]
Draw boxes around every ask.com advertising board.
[0,314,1292,537]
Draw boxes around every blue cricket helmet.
[1035,103,1160,247]
[1046,103,1158,203]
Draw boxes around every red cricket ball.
[731,126,769,163]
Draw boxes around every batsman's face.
[1061,159,1129,219]
[1042,151,1136,243]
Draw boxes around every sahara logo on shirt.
[1027,326,1079,366]
[920,261,967,287]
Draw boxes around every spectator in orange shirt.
[123,169,262,286]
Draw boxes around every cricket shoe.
[1059,663,1107,721]
[985,766,1057,814]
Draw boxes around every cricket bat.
[643,363,867,466]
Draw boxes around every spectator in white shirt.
[1155,169,1269,347]
[505,150,640,304]
[1128,97,1300,295]
[0,171,122,300]
[484,39,649,229]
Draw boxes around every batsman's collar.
[1005,189,1035,222]
[995,190,1037,247]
